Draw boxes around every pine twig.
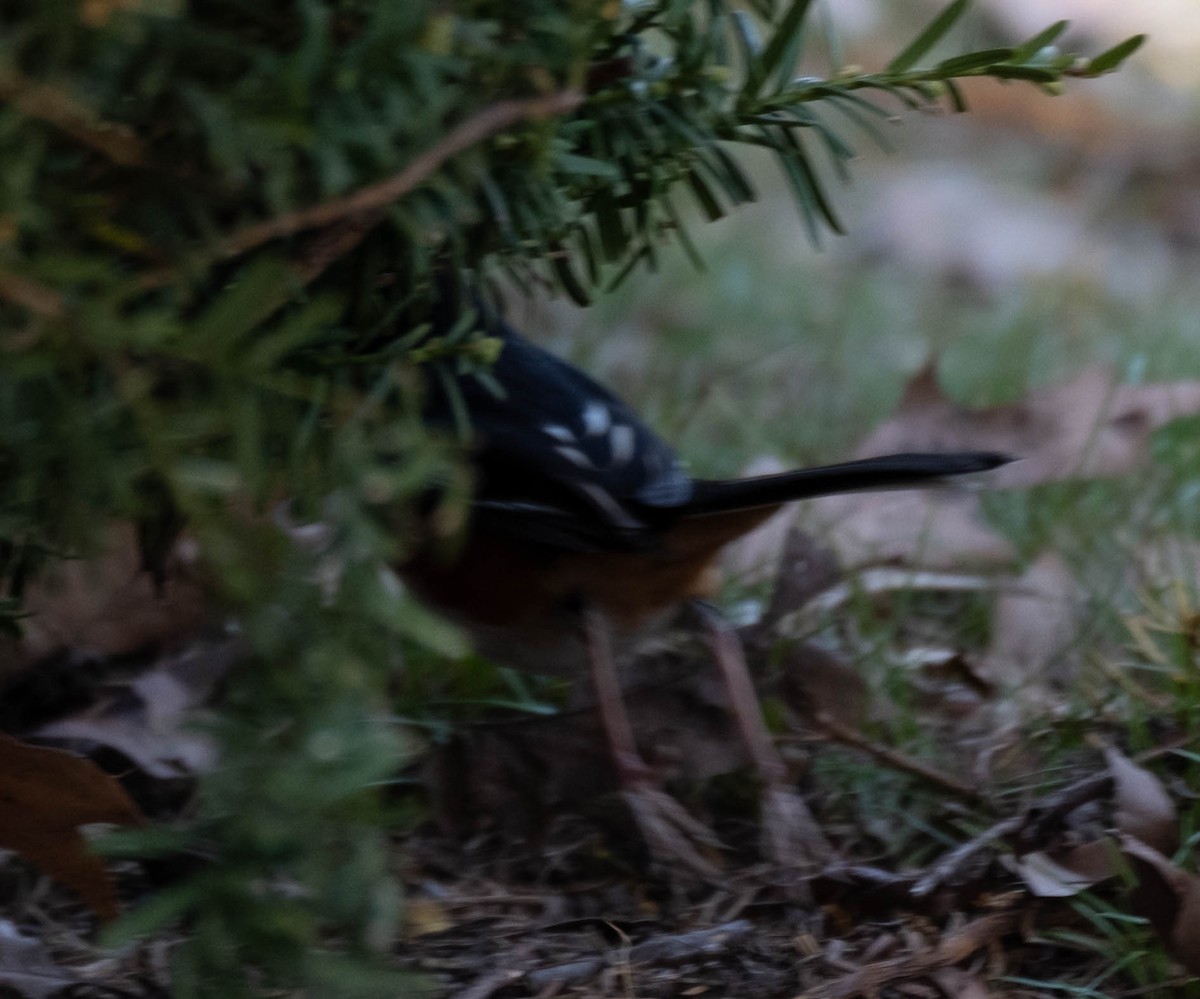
[216,89,584,261]
[0,269,67,320]
[810,710,984,804]
[0,70,147,167]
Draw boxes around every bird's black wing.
[424,318,693,551]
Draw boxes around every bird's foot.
[621,784,723,880]
[759,783,833,869]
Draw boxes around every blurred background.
[513,0,1200,481]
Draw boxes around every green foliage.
[0,0,1142,993]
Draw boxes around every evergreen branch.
[0,269,66,320]
[1068,34,1147,76]
[886,0,969,73]
[293,217,381,285]
[216,90,584,262]
[0,70,147,168]
[0,3,1147,987]
[544,4,1145,295]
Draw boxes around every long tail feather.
[685,451,1010,516]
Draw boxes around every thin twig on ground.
[798,909,1020,999]
[523,919,753,991]
[810,710,985,804]
[450,968,524,999]
[910,815,1024,898]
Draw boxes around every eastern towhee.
[406,308,1007,875]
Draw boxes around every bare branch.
[0,70,147,167]
[217,90,584,262]
[0,269,67,321]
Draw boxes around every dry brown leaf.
[929,967,991,999]
[427,674,750,839]
[786,363,1200,574]
[0,919,79,998]
[782,568,998,631]
[34,640,237,780]
[4,522,206,673]
[980,553,1079,697]
[857,363,1200,488]
[1120,835,1200,974]
[0,732,144,920]
[776,643,868,731]
[807,487,1014,572]
[404,898,454,938]
[1014,845,1116,898]
[1107,747,1178,856]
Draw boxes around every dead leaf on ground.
[980,552,1079,699]
[1013,849,1112,898]
[1014,748,1178,898]
[797,361,1200,646]
[0,731,144,920]
[856,363,1200,489]
[941,74,1174,158]
[2,521,206,675]
[758,528,843,628]
[725,525,868,730]
[775,642,868,732]
[723,361,1200,604]
[34,639,238,780]
[0,919,79,999]
[929,967,991,999]
[780,567,999,633]
[805,488,1014,572]
[1121,834,1200,974]
[427,674,749,843]
[1106,747,1178,856]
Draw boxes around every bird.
[404,304,1009,875]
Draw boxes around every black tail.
[685,451,1011,516]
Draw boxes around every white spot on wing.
[555,445,593,468]
[582,401,611,436]
[475,499,560,515]
[578,482,641,531]
[609,424,635,465]
[542,423,575,442]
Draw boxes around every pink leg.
[692,601,833,867]
[581,603,721,878]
